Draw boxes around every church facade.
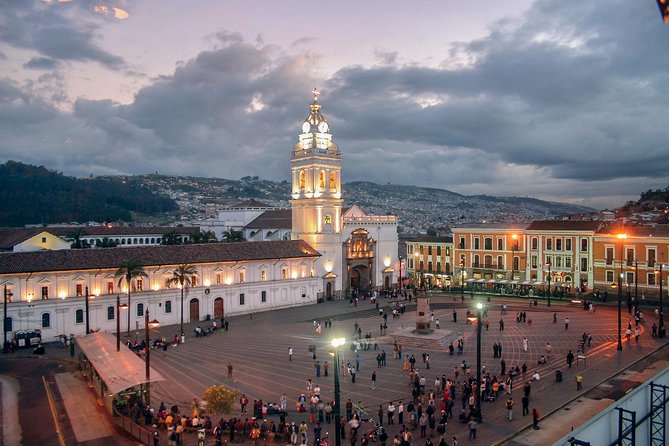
[290,90,399,299]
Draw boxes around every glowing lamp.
[384,256,391,267]
[331,338,346,348]
[59,291,66,299]
[203,279,211,287]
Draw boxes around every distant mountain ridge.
[0,161,595,230]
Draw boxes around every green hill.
[0,161,178,226]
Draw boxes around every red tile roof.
[245,210,292,229]
[0,240,320,274]
[526,221,604,231]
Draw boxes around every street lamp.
[144,309,160,406]
[657,263,665,339]
[116,295,128,351]
[84,286,97,335]
[616,233,627,351]
[331,337,346,446]
[510,234,518,281]
[3,285,13,351]
[398,255,403,291]
[545,258,552,307]
[475,302,483,422]
[460,259,465,301]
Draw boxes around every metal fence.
[112,408,152,445]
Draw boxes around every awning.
[487,279,496,283]
[76,332,166,395]
[496,280,508,284]
[322,272,337,279]
[476,279,487,283]
[466,278,476,283]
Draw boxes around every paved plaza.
[144,293,667,445]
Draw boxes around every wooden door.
[189,298,200,322]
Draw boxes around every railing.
[112,407,152,445]
[343,216,397,223]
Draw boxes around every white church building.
[290,90,398,299]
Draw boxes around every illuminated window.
[136,279,143,292]
[299,171,306,189]
[319,170,325,189]
[282,268,288,279]
[191,275,198,287]
[107,281,114,294]
[261,270,267,281]
[239,271,245,284]
[329,172,336,189]
[215,273,221,285]
[76,284,83,297]
[324,215,332,224]
[41,286,49,300]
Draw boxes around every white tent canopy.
[76,332,166,395]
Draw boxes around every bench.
[576,354,586,366]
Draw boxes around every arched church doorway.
[213,297,224,318]
[350,265,370,291]
[189,298,200,322]
[384,276,390,289]
[326,282,333,299]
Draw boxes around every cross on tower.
[312,87,320,101]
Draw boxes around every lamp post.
[616,233,627,351]
[415,252,422,289]
[144,309,160,406]
[3,285,13,351]
[475,302,483,422]
[658,263,665,339]
[546,258,552,307]
[116,295,128,351]
[84,286,97,335]
[398,255,403,291]
[332,338,346,446]
[510,234,518,281]
[460,259,465,301]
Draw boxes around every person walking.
[566,350,574,368]
[315,361,321,378]
[505,397,514,421]
[372,371,377,389]
[564,317,570,330]
[522,337,528,352]
[499,319,504,331]
[532,408,540,430]
[227,362,233,378]
[289,347,293,361]
[553,312,557,324]
[635,327,640,343]
[324,360,329,377]
[576,374,583,391]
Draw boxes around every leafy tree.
[165,264,197,333]
[65,228,89,249]
[201,230,217,243]
[162,231,182,245]
[203,384,239,415]
[222,228,245,242]
[188,231,203,244]
[95,237,119,248]
[115,259,148,334]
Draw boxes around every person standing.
[324,360,329,377]
[635,327,640,343]
[468,419,477,440]
[387,402,396,425]
[397,401,404,424]
[566,350,575,369]
[500,358,507,376]
[372,371,377,389]
[289,347,293,361]
[228,362,233,378]
[553,313,557,324]
[499,319,504,331]
[315,361,321,378]
[521,395,529,417]
[564,317,570,330]
[505,397,514,421]
[522,338,528,352]
[532,408,540,430]
[576,374,583,390]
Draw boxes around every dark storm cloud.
[0,1,125,69]
[24,57,60,70]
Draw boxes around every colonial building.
[405,237,453,288]
[290,90,399,299]
[1,240,320,339]
[593,226,669,298]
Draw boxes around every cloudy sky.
[1,0,667,209]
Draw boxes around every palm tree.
[165,264,197,334]
[162,231,182,245]
[222,228,245,242]
[115,259,148,334]
[65,228,88,249]
[201,230,217,243]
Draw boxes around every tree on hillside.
[165,264,197,334]
[222,228,245,242]
[115,259,148,334]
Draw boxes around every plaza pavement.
[143,293,667,445]
[2,292,665,445]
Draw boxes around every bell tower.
[291,89,344,295]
